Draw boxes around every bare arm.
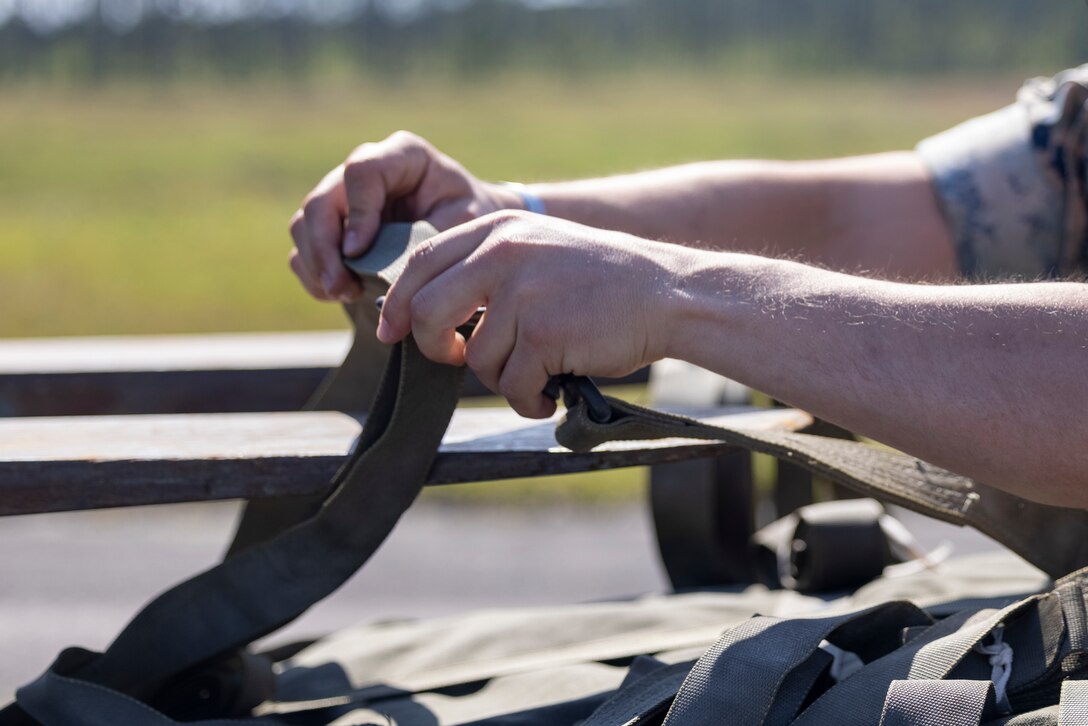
[668,252,1088,507]
[378,212,1088,508]
[530,152,958,280]
[290,135,959,302]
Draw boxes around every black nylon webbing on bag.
[877,680,996,725]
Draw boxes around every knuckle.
[346,141,376,163]
[389,129,424,149]
[343,155,378,185]
[409,238,437,265]
[497,377,521,401]
[302,194,325,219]
[408,291,436,323]
[485,208,523,227]
[521,322,554,350]
[482,233,519,262]
[289,216,307,242]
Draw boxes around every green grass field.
[0,72,1016,339]
[0,72,1018,503]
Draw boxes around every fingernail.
[344,230,363,256]
[376,316,392,342]
[321,271,335,295]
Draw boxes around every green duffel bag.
[5,222,1088,725]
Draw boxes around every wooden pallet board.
[0,331,650,416]
[0,405,810,516]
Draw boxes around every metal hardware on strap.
[544,373,613,424]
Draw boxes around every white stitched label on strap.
[819,641,864,683]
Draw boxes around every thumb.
[342,132,432,258]
[342,177,384,258]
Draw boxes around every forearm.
[666,252,1088,506]
[531,152,958,280]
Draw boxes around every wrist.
[485,182,525,214]
[660,249,776,366]
[499,181,547,215]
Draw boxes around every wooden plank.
[0,406,810,516]
[0,331,348,417]
[0,331,352,374]
[0,332,650,416]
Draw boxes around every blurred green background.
[2,1,1084,340]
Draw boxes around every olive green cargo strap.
[1,224,462,724]
[557,395,1088,580]
[226,222,441,556]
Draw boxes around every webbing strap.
[15,665,278,726]
[658,602,931,726]
[2,224,460,724]
[878,680,994,726]
[1059,680,1088,725]
[906,600,1032,682]
[226,221,441,556]
[579,660,694,726]
[788,608,983,726]
[557,397,1088,580]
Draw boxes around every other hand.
[289,131,521,302]
[377,211,691,418]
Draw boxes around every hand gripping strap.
[557,396,1088,580]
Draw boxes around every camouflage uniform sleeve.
[916,66,1088,279]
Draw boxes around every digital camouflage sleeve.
[917,66,1088,280]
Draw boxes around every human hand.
[377,211,691,417]
[288,131,522,302]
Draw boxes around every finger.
[289,212,334,301]
[426,199,476,233]
[497,341,556,419]
[342,131,432,257]
[377,217,495,343]
[289,248,333,301]
[302,166,362,302]
[406,258,495,366]
[463,307,516,393]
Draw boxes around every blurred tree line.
[2,0,1087,84]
